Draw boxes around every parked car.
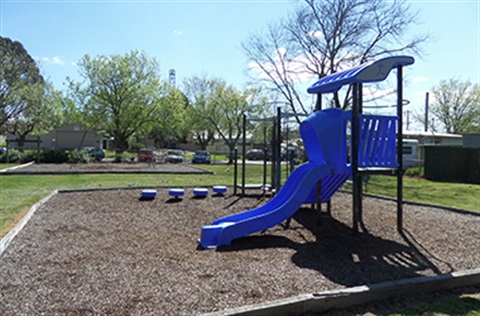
[138,148,156,163]
[192,150,211,164]
[165,149,184,163]
[81,146,105,162]
[245,149,269,160]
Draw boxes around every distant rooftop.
[403,130,462,138]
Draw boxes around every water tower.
[169,69,176,88]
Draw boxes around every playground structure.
[233,108,305,196]
[199,55,415,249]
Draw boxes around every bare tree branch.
[242,0,429,112]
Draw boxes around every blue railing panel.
[358,114,398,168]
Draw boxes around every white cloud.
[247,47,316,84]
[412,76,430,83]
[173,29,183,37]
[247,48,366,86]
[36,56,66,66]
[51,56,65,65]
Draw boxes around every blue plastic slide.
[198,108,352,249]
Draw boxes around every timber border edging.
[204,268,480,316]
[0,190,58,256]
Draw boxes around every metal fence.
[424,146,480,184]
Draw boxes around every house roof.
[403,130,462,139]
[55,124,85,131]
[307,55,415,94]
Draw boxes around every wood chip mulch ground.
[0,188,479,315]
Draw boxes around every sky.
[1,0,479,131]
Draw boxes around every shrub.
[0,149,21,163]
[19,150,38,163]
[40,149,67,163]
[67,149,93,163]
[113,153,130,163]
[405,166,424,178]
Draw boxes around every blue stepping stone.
[193,188,208,197]
[141,189,157,199]
[212,186,227,194]
[169,188,185,199]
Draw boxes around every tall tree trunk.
[17,135,26,153]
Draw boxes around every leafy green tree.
[5,82,63,152]
[71,51,169,153]
[55,90,84,127]
[429,79,479,134]
[0,36,44,127]
[209,81,265,163]
[184,76,266,161]
[143,86,188,147]
[183,76,218,149]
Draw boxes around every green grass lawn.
[348,175,480,212]
[388,290,480,316]
[341,287,480,315]
[0,163,19,170]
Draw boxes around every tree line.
[1,0,478,156]
[1,44,265,158]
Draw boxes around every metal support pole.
[271,119,277,194]
[315,93,322,111]
[397,66,404,232]
[317,180,322,225]
[316,93,323,219]
[242,114,247,196]
[406,110,411,131]
[352,83,360,235]
[358,83,363,226]
[263,125,267,193]
[289,149,295,175]
[233,147,238,195]
[285,119,289,180]
[263,147,267,195]
[276,106,282,193]
[315,95,322,222]
[316,93,322,209]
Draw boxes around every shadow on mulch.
[165,198,184,203]
[138,197,156,202]
[218,207,448,288]
[219,194,268,209]
[191,195,208,200]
